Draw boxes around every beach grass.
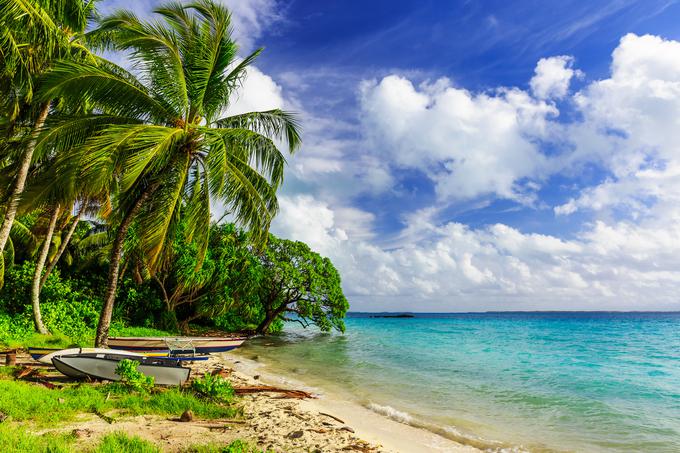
[0,370,237,426]
[187,440,269,453]
[94,432,161,453]
[0,332,80,350]
[0,426,260,453]
[0,424,75,452]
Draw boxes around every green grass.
[0,332,83,350]
[94,432,160,453]
[0,376,236,426]
[0,426,263,453]
[0,424,76,453]
[186,440,267,453]
[109,325,176,337]
[0,427,169,453]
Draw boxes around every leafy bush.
[115,359,154,393]
[191,373,234,402]
[0,262,100,344]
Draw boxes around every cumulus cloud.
[359,76,556,202]
[225,65,286,115]
[557,33,680,217]
[272,194,680,311]
[530,55,582,99]
[219,0,282,52]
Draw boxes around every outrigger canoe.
[53,353,190,385]
[107,336,246,354]
[29,347,209,363]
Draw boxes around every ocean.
[234,312,680,452]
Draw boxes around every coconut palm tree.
[39,0,301,346]
[0,0,96,285]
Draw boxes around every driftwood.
[233,385,314,399]
[319,412,345,424]
[15,366,40,380]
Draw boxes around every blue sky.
[108,0,680,311]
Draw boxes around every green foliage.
[191,373,235,402]
[94,432,160,453]
[0,262,99,344]
[155,223,264,330]
[254,235,349,334]
[115,359,154,393]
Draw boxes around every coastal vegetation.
[0,1,350,450]
[0,0,349,348]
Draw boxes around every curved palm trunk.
[0,102,50,261]
[32,204,61,334]
[95,187,154,347]
[39,203,84,290]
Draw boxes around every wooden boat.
[107,336,246,354]
[52,353,191,385]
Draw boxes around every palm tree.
[0,0,96,285]
[40,0,301,346]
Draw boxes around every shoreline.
[220,351,482,453]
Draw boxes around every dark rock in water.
[253,374,260,380]
[369,314,415,318]
[180,409,194,422]
[287,430,304,439]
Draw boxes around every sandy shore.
[218,352,481,453]
[16,351,481,452]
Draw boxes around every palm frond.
[204,126,288,188]
[136,153,190,271]
[38,60,173,122]
[216,109,302,152]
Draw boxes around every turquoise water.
[235,312,680,452]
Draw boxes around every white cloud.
[272,194,680,311]
[219,0,281,52]
[557,33,680,217]
[530,55,582,99]
[359,75,557,203]
[225,65,286,116]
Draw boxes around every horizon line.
[347,310,680,314]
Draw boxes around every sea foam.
[366,402,414,424]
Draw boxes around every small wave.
[366,402,531,452]
[366,402,414,424]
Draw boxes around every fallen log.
[233,385,314,399]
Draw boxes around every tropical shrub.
[0,262,100,343]
[191,373,234,402]
[115,359,154,393]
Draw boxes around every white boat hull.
[37,348,145,365]
[52,354,190,386]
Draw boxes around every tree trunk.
[256,304,288,335]
[31,204,61,334]
[0,102,50,260]
[95,187,154,347]
[39,203,83,290]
